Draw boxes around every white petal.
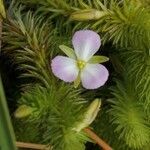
[72,30,101,61]
[81,64,109,89]
[51,56,79,82]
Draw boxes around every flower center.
[77,60,86,70]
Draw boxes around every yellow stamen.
[77,60,86,70]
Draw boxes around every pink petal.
[51,56,79,82]
[72,30,101,61]
[81,64,109,89]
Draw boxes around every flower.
[51,30,109,89]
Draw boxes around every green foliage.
[98,0,150,48]
[121,49,150,113]
[94,107,132,150]
[70,0,150,49]
[16,84,88,150]
[3,8,54,87]
[109,79,150,149]
[17,0,150,47]
[13,119,41,143]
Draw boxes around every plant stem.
[16,128,112,150]
[83,128,112,150]
[16,142,52,150]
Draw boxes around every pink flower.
[51,30,109,89]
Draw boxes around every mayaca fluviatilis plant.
[73,99,101,132]
[51,30,109,89]
[14,98,101,132]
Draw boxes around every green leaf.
[59,45,76,59]
[0,76,17,150]
[88,55,109,64]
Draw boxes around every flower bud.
[14,105,34,118]
[73,99,101,132]
[70,9,107,21]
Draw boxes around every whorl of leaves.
[2,8,54,87]
[17,84,88,150]
[94,107,132,150]
[109,80,150,149]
